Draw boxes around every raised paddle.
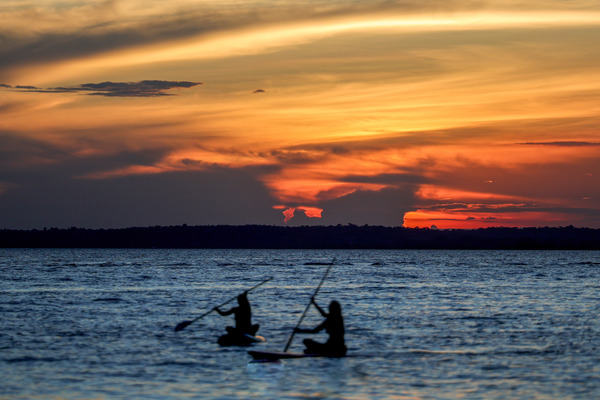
[283,259,334,352]
[174,277,273,332]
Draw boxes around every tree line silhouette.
[1,225,599,249]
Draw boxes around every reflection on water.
[1,249,599,399]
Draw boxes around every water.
[1,249,599,399]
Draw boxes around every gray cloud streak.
[2,80,203,97]
[423,202,600,217]
[519,141,600,147]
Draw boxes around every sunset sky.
[1,0,599,229]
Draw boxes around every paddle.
[283,259,335,352]
[174,277,273,332]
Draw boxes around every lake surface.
[1,249,599,399]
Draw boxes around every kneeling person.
[294,297,347,357]
[214,291,260,345]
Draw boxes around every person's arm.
[311,297,327,317]
[214,306,235,316]
[294,320,326,334]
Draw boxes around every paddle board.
[247,350,321,361]
[218,333,266,347]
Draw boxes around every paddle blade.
[174,320,193,332]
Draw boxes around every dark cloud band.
[519,141,600,147]
[1,80,203,97]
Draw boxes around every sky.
[1,0,599,229]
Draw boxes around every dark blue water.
[1,249,599,399]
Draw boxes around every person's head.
[329,300,341,316]
[238,292,248,305]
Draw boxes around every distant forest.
[1,225,599,249]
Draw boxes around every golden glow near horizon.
[1,1,599,228]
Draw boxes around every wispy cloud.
[3,0,599,83]
[1,80,202,97]
[0,0,437,77]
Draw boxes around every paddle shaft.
[283,260,334,352]
[175,276,272,332]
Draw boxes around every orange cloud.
[300,206,323,218]
[282,207,296,223]
[415,185,523,202]
[275,205,324,223]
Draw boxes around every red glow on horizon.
[403,209,587,229]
